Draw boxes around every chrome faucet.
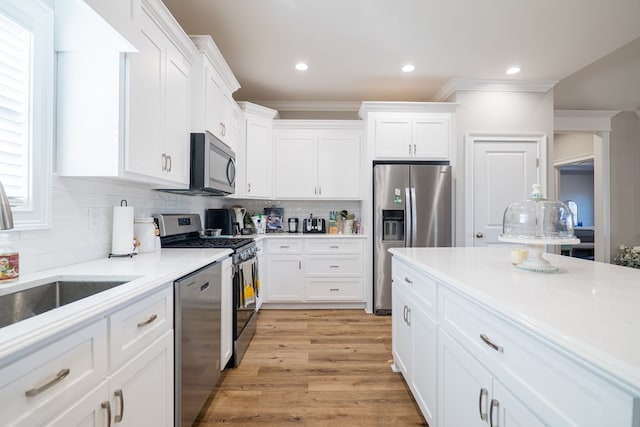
[0,180,14,230]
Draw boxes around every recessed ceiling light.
[506,66,521,75]
[295,62,308,71]
[402,64,415,73]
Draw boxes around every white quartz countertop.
[0,249,231,362]
[390,246,640,394]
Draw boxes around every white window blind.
[0,12,31,210]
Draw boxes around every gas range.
[154,213,256,263]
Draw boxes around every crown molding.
[554,109,621,132]
[190,35,240,93]
[272,119,363,130]
[237,101,279,119]
[432,79,558,102]
[257,101,361,112]
[358,101,458,118]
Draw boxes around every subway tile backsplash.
[9,176,362,274]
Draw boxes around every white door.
[469,135,542,246]
[317,133,361,199]
[438,330,493,427]
[273,135,317,198]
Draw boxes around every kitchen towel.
[111,204,135,255]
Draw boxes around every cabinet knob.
[404,277,413,284]
[476,232,484,238]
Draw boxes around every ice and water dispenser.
[382,210,404,241]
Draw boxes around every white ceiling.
[162,0,640,111]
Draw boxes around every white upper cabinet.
[374,113,451,159]
[359,102,458,161]
[190,35,240,149]
[56,0,197,187]
[236,102,278,199]
[273,121,363,200]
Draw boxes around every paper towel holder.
[109,199,138,258]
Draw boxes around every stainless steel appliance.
[373,162,452,314]
[205,208,236,236]
[157,131,235,196]
[174,261,222,427]
[155,213,259,368]
[303,214,326,233]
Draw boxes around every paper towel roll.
[111,206,134,255]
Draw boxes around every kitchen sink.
[0,278,132,328]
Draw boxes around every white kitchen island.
[390,246,640,427]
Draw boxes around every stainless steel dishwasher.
[174,260,222,427]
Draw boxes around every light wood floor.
[194,309,427,426]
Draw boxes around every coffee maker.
[232,206,246,235]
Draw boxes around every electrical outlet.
[88,207,100,229]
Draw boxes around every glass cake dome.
[498,184,580,272]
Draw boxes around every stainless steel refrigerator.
[373,163,452,314]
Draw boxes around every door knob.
[476,232,484,238]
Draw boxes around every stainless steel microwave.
[159,132,235,196]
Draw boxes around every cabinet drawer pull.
[478,388,488,421]
[280,245,290,249]
[489,398,499,427]
[102,401,112,427]
[329,245,339,249]
[329,265,340,268]
[480,334,504,352]
[137,314,158,328]
[25,368,70,397]
[408,144,412,154]
[406,307,411,326]
[329,288,340,292]
[114,389,124,422]
[403,305,408,323]
[404,276,413,284]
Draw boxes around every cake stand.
[498,236,580,273]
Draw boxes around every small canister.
[134,217,156,253]
[288,218,298,233]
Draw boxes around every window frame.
[0,0,53,231]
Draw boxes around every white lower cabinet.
[106,331,173,426]
[438,330,543,427]
[266,255,304,302]
[392,270,437,427]
[220,257,233,368]
[1,285,174,426]
[393,256,638,427]
[264,237,365,305]
[45,381,110,427]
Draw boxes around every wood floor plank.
[193,309,427,426]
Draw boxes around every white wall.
[559,171,595,226]
[610,111,640,256]
[554,133,594,163]
[449,89,555,246]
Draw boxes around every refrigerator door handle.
[405,187,412,247]
[410,187,417,247]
